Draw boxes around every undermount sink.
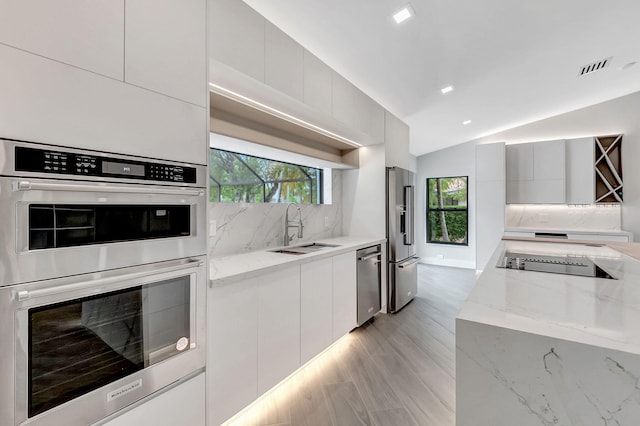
[269,242,340,255]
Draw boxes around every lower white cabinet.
[100,373,205,426]
[207,251,358,425]
[208,276,258,426]
[332,251,357,340]
[257,266,301,394]
[300,258,333,364]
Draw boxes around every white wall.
[475,91,640,240]
[416,141,476,269]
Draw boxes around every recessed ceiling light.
[393,4,415,24]
[462,120,472,125]
[441,85,454,94]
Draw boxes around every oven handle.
[16,259,204,302]
[13,180,204,197]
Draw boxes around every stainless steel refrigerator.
[386,167,419,313]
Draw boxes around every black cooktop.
[496,251,616,279]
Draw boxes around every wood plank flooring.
[226,264,477,426]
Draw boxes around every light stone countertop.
[458,240,640,355]
[504,227,633,237]
[209,236,386,286]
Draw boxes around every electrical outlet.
[209,220,216,237]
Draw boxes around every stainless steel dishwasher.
[357,245,382,326]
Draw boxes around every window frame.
[209,147,324,204]
[426,175,469,246]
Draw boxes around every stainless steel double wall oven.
[0,138,207,426]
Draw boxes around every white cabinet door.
[209,0,265,83]
[384,111,410,169]
[257,266,301,394]
[265,22,304,102]
[566,137,594,204]
[0,0,124,80]
[332,251,357,341]
[506,140,565,204]
[125,0,206,106]
[208,279,258,426]
[0,44,207,164]
[100,373,205,426]
[300,258,333,364]
[332,73,385,142]
[303,50,333,115]
[506,143,534,181]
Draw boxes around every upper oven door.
[0,177,206,286]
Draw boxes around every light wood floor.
[226,264,477,426]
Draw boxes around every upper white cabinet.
[384,111,410,169]
[125,0,206,106]
[0,0,124,80]
[265,22,304,102]
[303,50,333,115]
[209,0,264,82]
[300,258,333,364]
[332,73,385,143]
[506,140,566,204]
[566,137,594,204]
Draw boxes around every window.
[209,148,323,204]
[426,176,468,245]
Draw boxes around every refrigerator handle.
[403,185,414,245]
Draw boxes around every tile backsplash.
[506,204,621,231]
[209,171,343,257]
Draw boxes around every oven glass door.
[29,204,191,250]
[28,275,192,418]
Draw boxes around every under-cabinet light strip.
[209,83,363,148]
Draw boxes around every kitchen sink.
[269,242,340,255]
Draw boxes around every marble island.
[456,240,640,426]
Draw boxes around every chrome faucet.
[284,202,304,246]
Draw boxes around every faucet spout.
[284,202,304,246]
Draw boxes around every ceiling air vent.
[578,57,612,76]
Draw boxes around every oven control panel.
[15,147,197,183]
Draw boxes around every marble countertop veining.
[209,236,386,286]
[458,240,640,355]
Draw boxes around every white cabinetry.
[506,140,566,204]
[566,137,594,204]
[125,0,206,106]
[208,277,258,426]
[265,22,304,102]
[303,50,333,115]
[332,73,385,143]
[100,373,205,426]
[332,251,357,340]
[208,250,358,425]
[384,111,410,169]
[300,258,333,364]
[209,0,265,82]
[257,266,301,394]
[0,0,124,80]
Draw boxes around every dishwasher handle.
[358,252,381,262]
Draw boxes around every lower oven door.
[1,256,206,426]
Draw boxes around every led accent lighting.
[209,83,362,148]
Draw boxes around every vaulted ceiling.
[243,0,640,156]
